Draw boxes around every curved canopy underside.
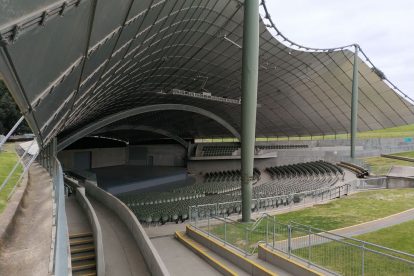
[1,0,413,147]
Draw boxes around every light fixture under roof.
[162,89,242,105]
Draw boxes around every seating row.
[118,161,344,225]
[337,161,369,178]
[200,144,309,157]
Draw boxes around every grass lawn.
[275,189,414,230]
[293,220,414,276]
[0,143,23,213]
[362,156,414,176]
[357,219,414,254]
[197,124,414,142]
[207,189,414,253]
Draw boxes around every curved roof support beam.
[94,124,189,149]
[57,104,240,151]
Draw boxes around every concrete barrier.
[75,187,105,276]
[83,180,169,276]
[186,226,276,276]
[258,244,322,276]
[381,154,414,162]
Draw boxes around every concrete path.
[89,198,150,276]
[279,208,414,250]
[0,163,53,276]
[330,208,414,237]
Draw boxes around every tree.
[0,80,31,135]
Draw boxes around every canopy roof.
[1,0,413,149]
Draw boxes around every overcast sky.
[265,0,414,98]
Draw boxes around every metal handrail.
[289,221,414,259]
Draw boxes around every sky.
[265,0,414,98]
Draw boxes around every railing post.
[195,207,198,228]
[224,215,227,245]
[272,216,275,249]
[208,215,210,236]
[288,225,292,257]
[245,227,249,255]
[362,243,365,276]
[308,226,311,265]
[265,218,268,245]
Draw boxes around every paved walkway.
[281,208,414,250]
[89,198,150,276]
[330,208,414,237]
[0,163,53,276]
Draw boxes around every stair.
[70,232,97,276]
[175,231,246,275]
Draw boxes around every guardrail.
[83,180,170,276]
[37,139,69,276]
[189,182,355,223]
[0,141,38,201]
[1,118,69,275]
[35,140,70,275]
[190,212,414,275]
[74,186,105,276]
[189,176,393,225]
[275,222,414,275]
[357,177,388,189]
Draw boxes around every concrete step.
[70,237,94,246]
[72,260,96,272]
[71,251,96,262]
[73,269,97,276]
[185,225,294,276]
[71,244,95,254]
[176,231,248,276]
[69,232,93,239]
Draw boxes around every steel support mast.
[241,0,259,222]
[350,45,359,159]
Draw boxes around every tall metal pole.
[350,45,359,159]
[241,0,259,222]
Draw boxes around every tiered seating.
[205,170,241,182]
[337,161,369,178]
[118,168,264,224]
[118,161,344,225]
[257,144,308,150]
[125,193,239,225]
[204,168,260,183]
[256,161,343,197]
[202,145,239,156]
[199,144,308,157]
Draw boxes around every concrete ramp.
[387,165,414,178]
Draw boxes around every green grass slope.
[0,143,23,213]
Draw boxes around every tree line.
[0,80,30,135]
